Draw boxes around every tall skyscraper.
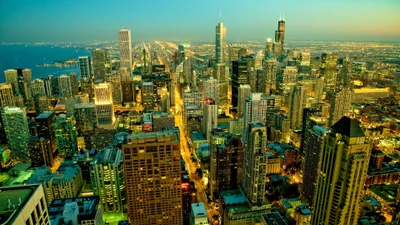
[232,60,248,108]
[123,131,183,225]
[203,77,219,105]
[273,17,285,56]
[28,136,52,167]
[329,87,352,126]
[311,117,370,224]
[118,28,133,80]
[110,74,123,105]
[288,85,307,129]
[22,68,32,86]
[58,74,72,97]
[79,56,92,80]
[320,52,338,91]
[33,94,49,115]
[141,81,155,110]
[202,98,218,141]
[80,77,94,101]
[94,82,114,124]
[69,72,79,95]
[36,111,57,167]
[314,75,324,103]
[31,78,46,97]
[242,123,267,206]
[1,106,30,160]
[4,69,19,94]
[0,83,15,106]
[214,63,228,107]
[91,147,125,212]
[74,103,98,135]
[263,58,278,94]
[237,84,251,118]
[92,48,107,80]
[55,114,77,157]
[215,22,227,64]
[302,125,328,205]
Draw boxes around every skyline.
[1,0,400,43]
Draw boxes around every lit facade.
[0,83,15,106]
[118,28,133,80]
[94,82,114,124]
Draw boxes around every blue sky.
[1,0,399,43]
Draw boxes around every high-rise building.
[0,184,50,225]
[55,114,78,157]
[210,129,244,198]
[80,77,94,101]
[328,87,352,126]
[273,17,285,56]
[232,60,248,108]
[91,147,125,212]
[300,105,327,155]
[94,82,114,124]
[74,103,98,135]
[79,56,92,80]
[4,69,19,94]
[215,22,227,64]
[1,106,30,160]
[28,136,52,167]
[142,81,155,110]
[314,75,324,103]
[242,123,267,206]
[58,74,73,97]
[69,72,79,95]
[237,84,251,118]
[183,88,202,109]
[214,63,228,107]
[302,125,328,205]
[31,78,46,97]
[36,111,57,167]
[118,28,133,80]
[123,131,183,225]
[320,52,338,91]
[311,117,371,224]
[203,77,219,104]
[288,85,307,129]
[263,58,278,94]
[110,74,123,105]
[279,66,298,94]
[202,98,218,141]
[16,68,31,107]
[0,83,15,106]
[92,48,107,80]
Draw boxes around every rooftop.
[331,116,365,138]
[190,131,206,141]
[191,203,207,217]
[36,111,55,119]
[262,212,287,225]
[127,131,179,144]
[48,196,100,222]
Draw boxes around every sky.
[1,0,399,43]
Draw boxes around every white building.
[118,28,133,80]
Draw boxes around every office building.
[80,77,94,101]
[314,75,324,103]
[190,203,209,225]
[320,52,338,91]
[152,111,175,132]
[183,88,202,109]
[261,212,287,225]
[0,83,15,106]
[79,56,92,80]
[55,114,78,157]
[48,196,103,225]
[242,123,267,206]
[74,103,98,135]
[123,131,183,225]
[203,77,219,104]
[328,87,352,126]
[70,72,79,95]
[311,117,371,224]
[4,69,19,94]
[94,81,114,124]
[31,78,46,97]
[36,111,57,167]
[216,21,227,64]
[263,58,277,94]
[302,126,328,205]
[273,17,286,56]
[210,129,244,198]
[91,147,125,212]
[118,28,133,80]
[28,136,52,167]
[110,74,123,105]
[92,48,106,80]
[1,106,30,160]
[0,184,50,225]
[214,63,228,107]
[352,87,390,103]
[202,98,218,141]
[58,74,73,97]
[237,84,251,118]
[300,105,327,155]
[232,60,248,108]
[142,81,155,110]
[266,152,280,175]
[288,85,307,129]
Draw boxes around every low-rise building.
[190,202,209,225]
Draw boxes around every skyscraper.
[110,74,123,105]
[273,17,285,56]
[215,22,227,64]
[58,74,72,97]
[74,103,98,135]
[28,136,52,167]
[202,98,218,141]
[36,111,57,167]
[4,69,19,94]
[118,28,133,80]
[55,114,77,157]
[328,87,352,126]
[237,84,251,118]
[91,147,125,212]
[1,106,30,160]
[31,78,46,97]
[94,82,114,124]
[0,83,15,106]
[232,60,248,108]
[92,48,107,80]
[22,68,32,86]
[242,123,267,206]
[123,131,183,225]
[288,85,307,129]
[214,63,228,107]
[314,75,324,103]
[263,58,278,94]
[79,56,92,80]
[311,117,370,224]
[203,77,219,105]
[320,52,338,91]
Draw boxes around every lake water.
[0,44,91,82]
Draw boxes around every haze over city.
[1,0,400,43]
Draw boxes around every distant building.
[110,74,123,105]
[237,84,251,118]
[352,87,390,103]
[4,69,19,94]
[92,49,106,80]
[28,136,52,167]
[231,60,248,108]
[48,196,103,225]
[328,87,352,126]
[203,77,219,105]
[0,184,49,225]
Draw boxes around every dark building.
[231,60,248,108]
[182,175,195,225]
[121,81,135,103]
[370,149,385,169]
[28,136,52,167]
[35,111,57,166]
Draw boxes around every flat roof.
[36,111,55,119]
[191,203,207,217]
[190,131,206,141]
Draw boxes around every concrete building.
[288,85,307,129]
[203,77,219,105]
[0,184,50,225]
[118,28,133,80]
[328,87,352,126]
[110,74,123,105]
[352,87,390,103]
[202,98,218,141]
[311,117,371,224]
[94,81,114,124]
[237,84,251,118]
[152,111,175,132]
[55,114,78,157]
[4,69,19,94]
[123,131,183,225]
[215,22,227,64]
